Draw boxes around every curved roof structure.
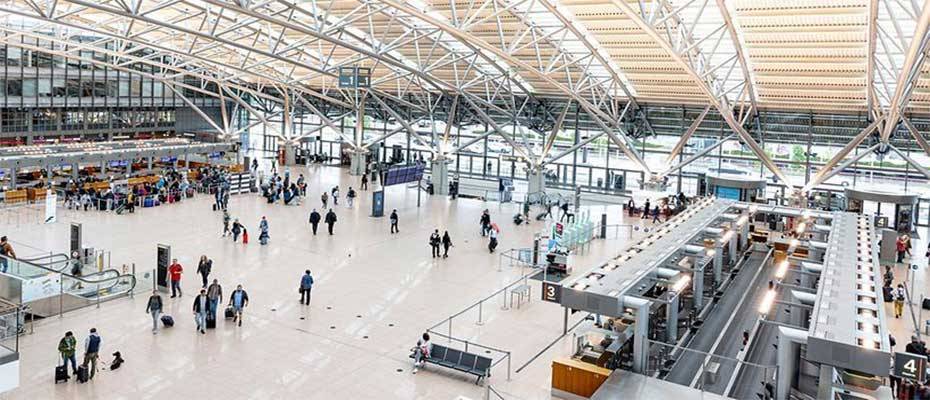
[1,0,928,190]
[1,0,926,113]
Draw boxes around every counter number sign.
[542,281,562,303]
[895,352,927,381]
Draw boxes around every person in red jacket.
[168,259,183,298]
[242,228,249,244]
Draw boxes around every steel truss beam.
[802,118,884,192]
[610,0,789,187]
[378,0,651,174]
[880,1,930,142]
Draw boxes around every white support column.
[624,296,651,374]
[667,292,680,343]
[349,150,367,176]
[283,142,296,166]
[527,167,546,197]
[776,326,808,400]
[431,157,450,195]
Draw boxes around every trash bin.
[925,319,930,336]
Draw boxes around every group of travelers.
[262,171,306,206]
[626,193,688,224]
[428,230,453,258]
[479,210,500,253]
[220,210,271,245]
[56,328,105,382]
[308,208,338,235]
[145,259,251,334]
[321,185,356,209]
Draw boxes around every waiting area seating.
[409,343,492,384]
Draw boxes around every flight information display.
[383,164,425,186]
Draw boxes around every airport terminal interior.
[1,0,930,399]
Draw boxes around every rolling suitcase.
[206,316,216,329]
[224,307,235,320]
[76,366,89,383]
[55,366,69,383]
[161,315,175,327]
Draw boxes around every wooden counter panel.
[552,358,611,398]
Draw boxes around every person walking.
[894,284,906,318]
[361,174,368,190]
[192,289,209,334]
[309,209,322,235]
[207,279,222,321]
[259,216,270,245]
[488,228,499,253]
[321,191,329,209]
[884,265,895,288]
[325,209,337,235]
[196,256,212,288]
[82,328,101,380]
[897,234,909,264]
[168,258,183,298]
[429,230,441,258]
[58,331,78,377]
[231,219,243,242]
[642,199,651,220]
[228,284,249,327]
[332,186,340,206]
[222,210,231,237]
[480,210,491,236]
[299,270,314,306]
[559,202,570,222]
[652,205,661,224]
[390,209,399,234]
[347,187,356,207]
[242,228,249,244]
[145,290,163,334]
[442,231,453,258]
[0,236,16,273]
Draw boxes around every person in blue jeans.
[207,279,222,320]
[57,331,77,376]
[82,328,102,380]
[0,236,16,273]
[192,289,209,334]
[229,284,249,327]
[299,270,314,306]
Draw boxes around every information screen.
[715,186,741,200]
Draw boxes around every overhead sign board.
[542,281,562,303]
[895,352,927,381]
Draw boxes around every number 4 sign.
[895,352,927,381]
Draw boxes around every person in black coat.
[429,230,441,258]
[325,209,337,235]
[442,231,453,258]
[308,209,322,235]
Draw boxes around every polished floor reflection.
[2,166,641,400]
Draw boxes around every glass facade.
[0,30,222,143]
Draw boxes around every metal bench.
[409,344,492,384]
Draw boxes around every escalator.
[0,254,136,317]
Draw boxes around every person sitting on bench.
[412,332,431,374]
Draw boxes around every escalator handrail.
[0,254,137,297]
[18,253,70,266]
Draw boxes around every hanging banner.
[44,190,57,224]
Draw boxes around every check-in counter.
[3,190,27,204]
[25,188,46,202]
[552,357,612,399]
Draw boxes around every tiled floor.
[882,227,930,349]
[1,166,649,400]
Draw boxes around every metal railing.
[424,270,541,382]
[485,385,507,400]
